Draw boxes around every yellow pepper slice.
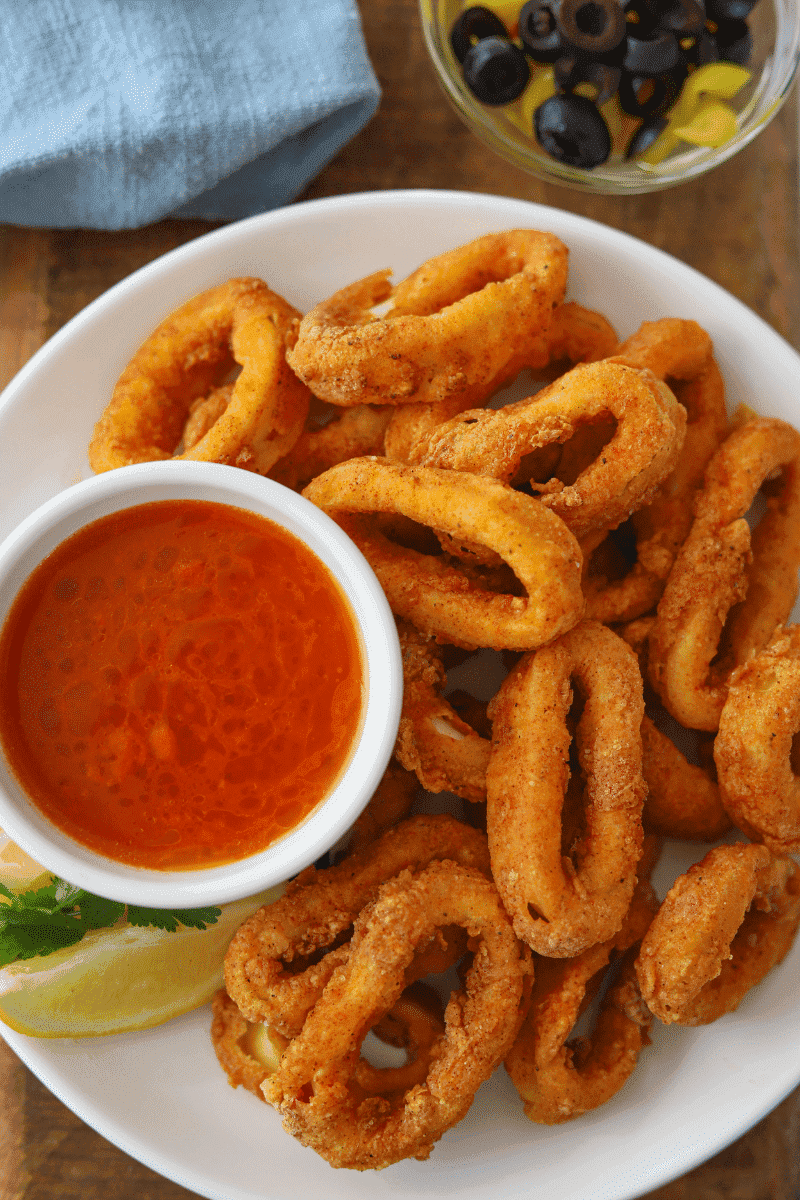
[672,97,739,146]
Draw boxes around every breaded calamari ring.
[383,301,618,464]
[504,840,660,1124]
[303,459,584,651]
[410,360,686,542]
[394,622,491,802]
[268,403,393,492]
[88,278,310,474]
[286,230,568,407]
[262,861,530,1169]
[635,842,800,1025]
[343,760,419,855]
[715,624,800,853]
[486,620,646,958]
[211,980,445,1103]
[640,716,731,842]
[618,616,732,843]
[223,813,490,1036]
[584,320,729,623]
[647,415,800,730]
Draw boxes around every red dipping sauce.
[0,500,364,870]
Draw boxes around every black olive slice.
[450,6,510,63]
[658,0,707,36]
[623,27,681,73]
[705,0,757,20]
[519,0,567,61]
[618,62,687,116]
[534,92,612,166]
[625,115,669,156]
[556,0,628,54]
[554,55,623,104]
[712,16,753,63]
[462,36,531,104]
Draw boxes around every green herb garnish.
[0,878,220,967]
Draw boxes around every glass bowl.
[419,0,800,193]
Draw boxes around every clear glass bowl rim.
[418,0,800,194]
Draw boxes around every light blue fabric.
[0,0,380,230]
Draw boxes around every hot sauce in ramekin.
[0,500,364,871]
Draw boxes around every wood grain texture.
[0,0,798,1195]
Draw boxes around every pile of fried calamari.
[89,232,800,1171]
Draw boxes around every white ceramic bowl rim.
[0,460,402,909]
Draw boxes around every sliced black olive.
[623,0,661,34]
[554,55,622,104]
[618,61,687,115]
[462,36,531,104]
[519,1,567,61]
[556,0,628,54]
[534,92,612,166]
[450,6,510,63]
[712,16,753,62]
[623,27,681,73]
[680,27,720,65]
[657,0,706,36]
[625,115,668,156]
[705,0,757,20]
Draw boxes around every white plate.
[1,190,799,1200]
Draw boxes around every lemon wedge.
[0,833,53,896]
[0,830,280,1038]
[0,886,279,1038]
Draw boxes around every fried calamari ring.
[224,813,490,1036]
[210,981,445,1104]
[303,459,584,651]
[640,716,731,842]
[505,838,659,1124]
[394,623,491,803]
[715,625,800,853]
[269,404,393,492]
[506,952,651,1125]
[411,360,686,542]
[584,320,729,623]
[286,231,568,407]
[647,415,800,730]
[486,620,646,957]
[636,842,800,1025]
[88,278,310,474]
[343,761,418,856]
[617,616,731,843]
[262,861,530,1169]
[382,301,618,464]
[211,988,289,1099]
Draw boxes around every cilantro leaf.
[0,878,220,967]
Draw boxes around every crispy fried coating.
[486,620,646,958]
[394,622,491,802]
[383,300,618,464]
[287,230,568,408]
[88,278,309,474]
[585,319,729,623]
[410,360,686,543]
[303,458,584,651]
[715,624,800,852]
[647,415,800,730]
[269,403,393,491]
[505,838,659,1125]
[263,861,530,1170]
[636,842,800,1025]
[223,814,489,1037]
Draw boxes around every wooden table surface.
[0,1,799,1197]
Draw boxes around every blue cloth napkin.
[0,0,381,230]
